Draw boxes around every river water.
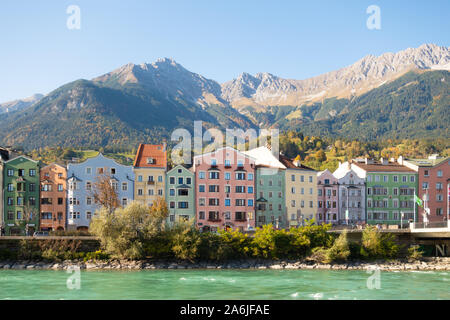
[0,269,449,300]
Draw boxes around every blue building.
[67,154,134,230]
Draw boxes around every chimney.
[380,158,388,165]
[293,159,301,167]
[365,158,374,165]
[397,156,403,165]
[428,154,440,160]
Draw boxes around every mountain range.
[0,43,448,150]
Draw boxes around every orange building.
[40,163,67,231]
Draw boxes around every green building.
[352,158,418,226]
[3,156,40,235]
[244,147,287,229]
[166,164,195,225]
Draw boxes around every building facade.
[279,155,317,228]
[67,154,134,230]
[244,147,286,229]
[194,147,256,232]
[3,156,40,235]
[352,158,418,226]
[133,144,167,207]
[402,155,450,223]
[40,163,67,231]
[333,162,366,224]
[316,169,339,224]
[166,164,195,225]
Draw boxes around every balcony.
[147,181,155,185]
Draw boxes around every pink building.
[193,147,256,232]
[317,169,339,224]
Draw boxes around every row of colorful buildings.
[0,144,448,235]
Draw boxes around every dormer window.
[147,157,155,164]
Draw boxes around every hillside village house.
[67,154,134,230]
[402,155,450,224]
[352,158,418,227]
[133,144,167,207]
[316,169,339,224]
[244,147,286,229]
[194,147,256,232]
[166,164,195,225]
[3,156,40,235]
[40,163,67,231]
[279,155,317,228]
[333,161,366,224]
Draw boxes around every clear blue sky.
[0,0,448,102]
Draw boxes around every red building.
[193,147,256,232]
[403,156,450,223]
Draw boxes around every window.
[29,169,36,177]
[138,189,143,196]
[7,169,13,176]
[158,189,163,196]
[170,201,175,209]
[148,189,154,196]
[17,211,22,220]
[28,197,36,206]
[235,173,245,180]
[199,198,205,206]
[138,175,143,182]
[225,159,231,167]
[18,169,24,177]
[42,212,52,220]
[199,185,205,192]
[7,197,13,206]
[235,199,246,206]
[97,168,104,174]
[209,198,219,206]
[324,179,330,184]
[186,177,192,185]
[209,185,219,192]
[122,182,128,191]
[402,176,407,183]
[437,170,443,177]
[17,197,23,205]
[309,201,313,208]
[146,157,155,164]
[248,186,253,194]
[158,176,163,182]
[291,200,296,207]
[291,175,295,182]
[86,197,92,205]
[248,199,254,206]
[301,200,304,208]
[86,212,92,220]
[436,183,443,190]
[70,212,80,219]
[209,172,219,179]
[436,208,443,216]
[422,182,429,190]
[169,177,175,184]
[178,189,189,196]
[310,188,313,195]
[235,186,245,193]
[248,173,253,181]
[178,169,182,173]
[58,184,63,192]
[309,176,313,183]
[225,199,231,206]
[437,194,443,202]
[169,189,175,196]
[291,187,296,194]
[7,211,14,220]
[86,182,92,191]
[111,168,116,175]
[318,189,322,196]
[410,176,415,182]
[58,198,63,205]
[225,172,231,180]
[224,212,231,220]
[29,183,36,192]
[301,188,304,195]
[383,176,388,182]
[41,198,52,205]
[199,211,205,220]
[225,185,231,193]
[211,159,217,166]
[178,202,188,209]
[235,212,246,221]
[86,167,92,174]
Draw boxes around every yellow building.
[133,144,167,206]
[280,155,317,227]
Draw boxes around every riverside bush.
[326,231,350,262]
[360,226,400,259]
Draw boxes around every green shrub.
[407,245,423,261]
[170,222,202,261]
[360,226,399,259]
[326,231,350,262]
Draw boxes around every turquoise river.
[0,269,449,300]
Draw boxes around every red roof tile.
[133,144,167,168]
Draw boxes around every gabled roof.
[5,155,39,164]
[404,157,449,168]
[41,163,67,170]
[279,154,315,171]
[167,164,193,175]
[133,144,167,168]
[243,146,286,169]
[193,146,256,162]
[352,161,415,173]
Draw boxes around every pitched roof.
[352,161,415,173]
[404,157,449,168]
[279,154,316,171]
[133,144,167,168]
[242,146,286,169]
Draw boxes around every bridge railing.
[410,221,450,230]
